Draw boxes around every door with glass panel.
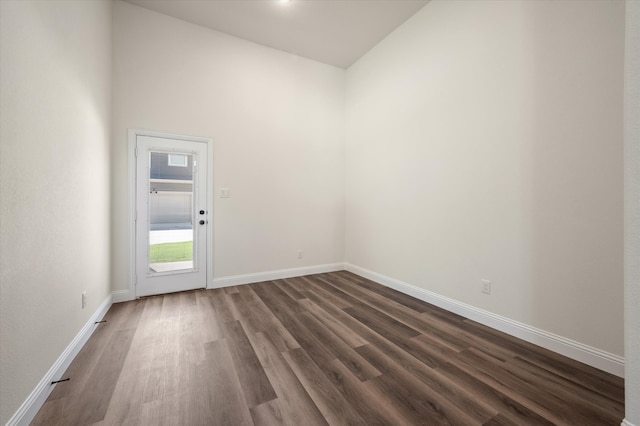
[135,134,208,297]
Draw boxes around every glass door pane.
[147,151,194,274]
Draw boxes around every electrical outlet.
[297,250,303,259]
[82,292,87,309]
[481,279,491,295]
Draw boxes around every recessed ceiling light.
[279,0,292,3]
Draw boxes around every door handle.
[199,220,206,225]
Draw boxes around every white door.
[135,134,209,297]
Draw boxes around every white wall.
[111,1,345,293]
[345,0,625,356]
[1,0,631,422]
[625,0,640,423]
[0,0,112,423]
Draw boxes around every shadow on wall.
[526,0,624,352]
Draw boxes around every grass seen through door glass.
[149,241,192,263]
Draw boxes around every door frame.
[128,129,214,299]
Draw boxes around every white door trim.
[128,129,214,300]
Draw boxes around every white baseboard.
[211,263,346,288]
[622,420,638,426]
[112,264,346,301]
[345,263,625,378]
[6,295,113,426]
[111,289,132,303]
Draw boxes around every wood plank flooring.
[31,271,625,425]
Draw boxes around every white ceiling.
[124,0,429,69]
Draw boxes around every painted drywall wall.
[0,0,112,423]
[345,0,625,356]
[625,0,640,423]
[111,1,345,294]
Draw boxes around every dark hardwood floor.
[32,271,625,425]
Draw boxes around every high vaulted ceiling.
[124,0,429,69]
